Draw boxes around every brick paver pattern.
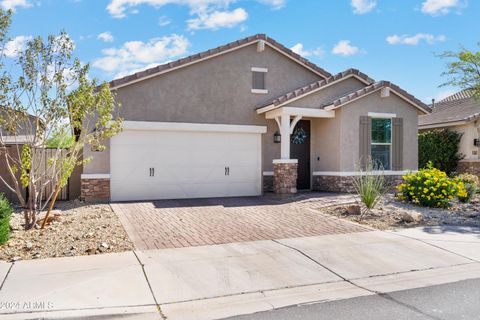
[111,193,370,250]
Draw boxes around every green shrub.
[0,194,12,244]
[397,164,467,208]
[455,173,479,203]
[352,159,388,218]
[418,129,464,174]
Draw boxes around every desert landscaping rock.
[319,194,480,230]
[346,205,361,216]
[400,211,423,223]
[0,202,133,262]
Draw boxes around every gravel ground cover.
[0,201,133,262]
[317,194,480,230]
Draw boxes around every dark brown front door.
[290,120,311,190]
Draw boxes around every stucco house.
[81,34,430,202]
[419,90,480,176]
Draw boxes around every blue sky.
[3,0,479,102]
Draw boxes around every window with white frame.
[371,118,392,170]
[251,67,268,93]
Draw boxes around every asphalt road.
[225,278,480,320]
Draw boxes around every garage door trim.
[122,121,267,134]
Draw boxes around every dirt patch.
[316,194,480,230]
[0,201,134,262]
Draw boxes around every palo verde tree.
[0,10,122,230]
[440,43,480,97]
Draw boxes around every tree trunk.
[41,185,61,229]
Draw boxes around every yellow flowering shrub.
[455,173,478,203]
[397,164,466,208]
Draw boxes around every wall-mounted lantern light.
[474,139,480,147]
[274,131,281,143]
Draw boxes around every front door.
[290,120,311,190]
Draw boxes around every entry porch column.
[263,107,335,195]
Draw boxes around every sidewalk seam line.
[386,231,479,263]
[271,239,380,295]
[0,262,13,291]
[133,251,166,320]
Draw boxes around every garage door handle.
[149,168,154,177]
[225,167,230,176]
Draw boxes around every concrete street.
[226,278,480,320]
[0,226,479,319]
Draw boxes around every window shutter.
[359,116,371,169]
[392,118,403,171]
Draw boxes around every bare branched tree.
[0,10,122,230]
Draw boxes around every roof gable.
[108,34,332,90]
[256,69,374,114]
[323,81,430,114]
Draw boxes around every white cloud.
[256,0,285,9]
[435,90,455,101]
[426,90,456,103]
[421,0,465,16]
[92,34,189,78]
[332,40,360,56]
[386,33,446,45]
[97,31,114,43]
[106,0,284,29]
[351,0,376,14]
[187,8,247,30]
[0,0,31,10]
[4,35,32,57]
[291,43,310,57]
[158,15,171,26]
[290,43,325,58]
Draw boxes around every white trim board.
[273,159,298,164]
[313,171,412,176]
[121,121,267,134]
[368,112,396,118]
[251,67,268,72]
[81,174,111,179]
[251,89,269,94]
[263,171,274,176]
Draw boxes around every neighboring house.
[81,34,429,202]
[419,90,480,176]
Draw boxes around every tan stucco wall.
[84,43,322,174]
[339,91,421,171]
[449,122,479,160]
[310,113,342,172]
[284,77,366,109]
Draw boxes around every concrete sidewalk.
[0,227,479,320]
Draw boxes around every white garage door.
[110,122,265,201]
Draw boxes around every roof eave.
[108,34,332,91]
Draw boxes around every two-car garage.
[109,121,266,202]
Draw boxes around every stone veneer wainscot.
[81,175,110,201]
[273,160,298,194]
[457,161,480,178]
[313,174,404,193]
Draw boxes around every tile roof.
[438,89,474,103]
[419,90,480,126]
[258,68,374,109]
[107,34,332,89]
[323,81,430,113]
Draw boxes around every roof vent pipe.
[431,98,435,109]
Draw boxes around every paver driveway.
[111,193,370,250]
